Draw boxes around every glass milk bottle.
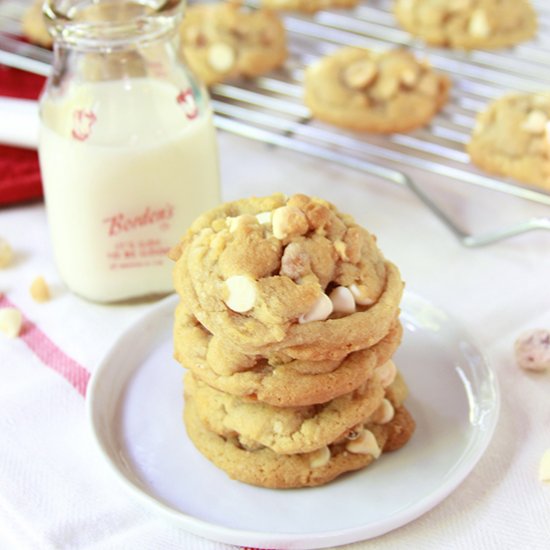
[38,0,220,303]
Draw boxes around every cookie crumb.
[0,238,13,268]
[30,276,51,303]
[0,307,23,338]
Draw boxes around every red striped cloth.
[0,65,46,205]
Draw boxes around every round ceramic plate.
[87,292,499,549]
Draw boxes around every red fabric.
[0,66,46,206]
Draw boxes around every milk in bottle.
[38,0,220,302]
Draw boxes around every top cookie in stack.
[172,193,403,361]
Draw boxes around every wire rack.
[1,0,550,245]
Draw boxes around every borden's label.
[103,204,175,237]
[39,78,219,302]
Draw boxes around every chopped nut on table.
[30,276,51,303]
[0,307,23,338]
[0,238,13,268]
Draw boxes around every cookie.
[174,301,403,406]
[184,395,415,488]
[260,0,358,14]
[22,0,52,48]
[394,0,537,50]
[304,47,450,133]
[467,93,550,190]
[180,2,287,86]
[170,194,404,361]
[186,369,409,455]
[186,371,388,454]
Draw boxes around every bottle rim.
[43,0,185,49]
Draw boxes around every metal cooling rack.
[1,0,550,246]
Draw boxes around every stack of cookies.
[171,193,415,488]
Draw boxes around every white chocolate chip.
[207,42,235,73]
[0,307,23,338]
[299,293,333,324]
[349,284,375,306]
[30,276,50,303]
[374,360,397,388]
[0,238,13,268]
[273,420,283,434]
[346,430,381,458]
[539,449,550,483]
[272,206,309,240]
[468,9,490,38]
[371,399,395,425]
[309,446,331,468]
[227,214,256,233]
[255,211,272,225]
[227,216,240,232]
[400,67,419,87]
[522,110,548,135]
[343,59,378,90]
[226,216,238,231]
[329,286,356,314]
[224,275,257,313]
[515,329,550,372]
[371,76,399,101]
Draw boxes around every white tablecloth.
[1,131,550,549]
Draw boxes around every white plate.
[87,292,499,549]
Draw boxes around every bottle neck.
[44,0,184,51]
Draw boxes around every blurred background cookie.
[394,0,537,50]
[261,0,358,14]
[22,0,52,48]
[180,1,287,86]
[467,92,550,190]
[304,47,450,133]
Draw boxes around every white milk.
[39,78,219,302]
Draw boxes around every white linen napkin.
[1,133,550,549]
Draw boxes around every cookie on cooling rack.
[179,1,287,86]
[260,0,358,13]
[467,92,550,191]
[304,47,450,133]
[394,0,537,50]
[21,0,52,48]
